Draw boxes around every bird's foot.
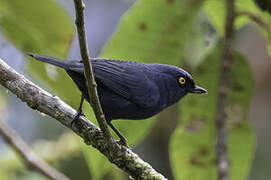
[115,138,130,149]
[70,110,85,128]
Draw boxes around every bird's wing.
[70,59,159,109]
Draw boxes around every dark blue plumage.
[28,53,207,146]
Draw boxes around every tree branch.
[0,133,81,174]
[72,0,114,145]
[215,0,236,179]
[237,10,271,42]
[0,113,69,180]
[0,58,166,180]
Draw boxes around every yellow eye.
[179,77,186,85]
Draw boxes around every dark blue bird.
[28,53,207,146]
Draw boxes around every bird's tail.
[26,53,80,70]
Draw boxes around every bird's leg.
[71,94,85,127]
[107,121,128,147]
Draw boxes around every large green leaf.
[228,54,255,180]
[169,46,254,180]
[81,143,112,180]
[0,0,77,106]
[102,0,203,63]
[0,0,73,55]
[81,0,206,178]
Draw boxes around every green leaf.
[81,143,112,180]
[0,0,77,106]
[227,53,255,180]
[169,45,255,180]
[102,0,203,64]
[0,0,74,55]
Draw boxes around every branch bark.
[237,10,271,42]
[215,0,235,180]
[0,113,69,180]
[72,0,114,146]
[0,58,166,180]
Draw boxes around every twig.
[0,114,69,180]
[33,133,80,162]
[0,133,81,173]
[237,10,271,41]
[215,0,235,180]
[72,0,114,146]
[0,58,166,180]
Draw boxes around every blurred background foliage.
[0,0,270,179]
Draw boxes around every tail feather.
[27,53,81,70]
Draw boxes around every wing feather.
[70,59,159,108]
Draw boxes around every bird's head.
[151,64,207,105]
[174,68,207,95]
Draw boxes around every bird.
[27,53,207,146]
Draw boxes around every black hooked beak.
[188,85,208,94]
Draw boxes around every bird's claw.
[79,111,86,117]
[70,110,85,127]
[115,138,130,149]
